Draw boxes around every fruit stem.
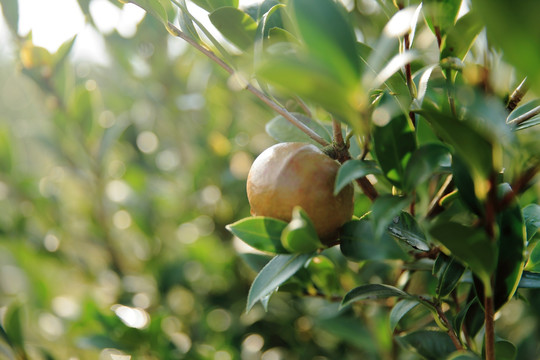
[166,22,330,147]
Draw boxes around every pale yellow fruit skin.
[246,142,354,244]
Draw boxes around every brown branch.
[166,22,329,147]
[484,294,496,360]
[435,304,464,351]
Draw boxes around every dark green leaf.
[419,108,493,197]
[404,144,451,192]
[453,298,478,339]
[292,0,359,87]
[493,340,517,360]
[334,160,381,195]
[430,222,496,285]
[226,217,289,254]
[396,330,456,360]
[390,299,421,331]
[387,211,430,251]
[341,284,410,308]
[373,111,416,188]
[434,254,466,298]
[440,11,483,60]
[265,112,331,146]
[247,253,313,311]
[452,154,483,216]
[209,7,257,50]
[371,195,410,241]
[340,219,408,261]
[492,184,526,310]
[281,207,323,253]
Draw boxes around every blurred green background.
[0,1,387,359]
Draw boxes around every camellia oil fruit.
[246,142,354,244]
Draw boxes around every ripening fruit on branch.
[246,142,354,244]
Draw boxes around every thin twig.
[507,105,540,127]
[426,175,454,219]
[506,77,528,112]
[435,304,464,351]
[166,22,329,147]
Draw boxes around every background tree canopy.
[0,0,539,359]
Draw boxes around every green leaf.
[492,184,526,309]
[0,0,19,34]
[177,0,201,42]
[372,110,416,188]
[387,211,430,252]
[434,254,466,298]
[518,271,540,288]
[291,0,360,87]
[507,99,540,131]
[1,303,25,354]
[390,299,421,331]
[445,350,482,360]
[452,154,483,216]
[341,284,410,308]
[440,11,483,60]
[265,112,331,146]
[239,253,272,272]
[307,255,340,295]
[396,330,456,360]
[418,108,493,188]
[226,217,289,254]
[423,0,462,37]
[430,222,496,286]
[254,3,286,66]
[257,56,354,120]
[404,144,451,192]
[190,0,238,12]
[525,242,540,272]
[247,253,313,311]
[493,340,517,360]
[334,160,381,195]
[209,7,257,50]
[129,0,171,26]
[340,219,408,261]
[371,195,410,241]
[281,207,323,253]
